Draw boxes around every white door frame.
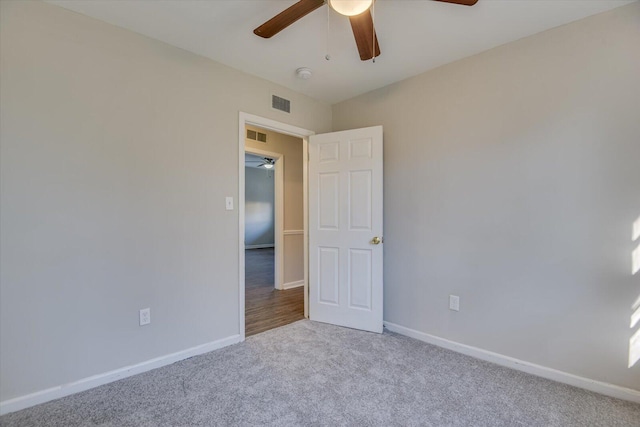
[238,112,315,341]
[244,147,284,290]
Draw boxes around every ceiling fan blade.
[432,0,478,6]
[349,10,380,61]
[254,0,325,38]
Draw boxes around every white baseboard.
[383,321,640,404]
[282,280,304,290]
[0,334,241,416]
[245,244,274,249]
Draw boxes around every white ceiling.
[47,0,635,104]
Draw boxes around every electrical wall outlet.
[449,295,460,312]
[139,308,151,326]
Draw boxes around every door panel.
[319,173,340,230]
[349,170,372,230]
[349,249,372,310]
[318,247,340,305]
[309,126,383,333]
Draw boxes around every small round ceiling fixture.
[329,0,372,17]
[296,67,313,80]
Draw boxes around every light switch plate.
[139,308,151,326]
[449,295,460,312]
[225,197,233,210]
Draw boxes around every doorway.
[240,115,313,338]
[239,113,384,339]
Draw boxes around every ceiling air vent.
[257,132,267,143]
[272,94,291,113]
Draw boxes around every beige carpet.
[1,320,639,426]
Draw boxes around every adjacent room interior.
[243,125,305,336]
[1,0,639,424]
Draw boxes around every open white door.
[309,126,383,333]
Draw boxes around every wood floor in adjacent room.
[245,248,304,337]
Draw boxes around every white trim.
[282,280,305,290]
[283,229,304,236]
[239,112,314,341]
[303,137,309,318]
[239,118,246,342]
[241,113,314,139]
[245,244,275,249]
[383,321,640,404]
[0,334,241,415]
[274,157,284,291]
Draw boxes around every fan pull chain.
[325,4,331,61]
[371,0,376,63]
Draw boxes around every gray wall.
[333,3,640,391]
[0,0,331,401]
[244,167,275,247]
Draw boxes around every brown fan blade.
[433,0,478,5]
[349,10,380,61]
[254,0,325,38]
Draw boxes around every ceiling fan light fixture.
[329,0,372,17]
[261,158,275,169]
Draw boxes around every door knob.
[371,236,382,245]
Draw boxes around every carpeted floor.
[1,320,639,426]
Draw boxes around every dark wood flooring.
[245,248,304,337]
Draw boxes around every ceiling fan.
[254,0,479,61]
[246,157,276,169]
